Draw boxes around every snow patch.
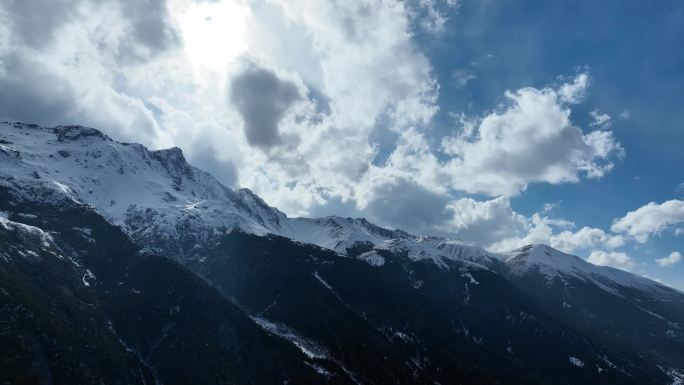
[598,355,617,369]
[357,251,385,267]
[668,369,684,385]
[313,271,333,290]
[637,305,667,321]
[392,331,414,343]
[461,270,479,284]
[569,356,585,368]
[304,362,331,377]
[660,366,684,385]
[0,213,56,250]
[250,316,329,360]
[82,269,96,287]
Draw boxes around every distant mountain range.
[1,121,683,385]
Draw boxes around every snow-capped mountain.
[2,121,683,385]
[0,122,283,232]
[0,122,673,295]
[0,122,499,266]
[502,244,668,293]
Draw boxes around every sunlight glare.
[179,0,249,71]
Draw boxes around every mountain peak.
[53,124,111,143]
[237,187,266,203]
[236,187,286,217]
[506,243,591,269]
[501,243,670,293]
[150,146,195,185]
[234,188,288,228]
[152,146,185,161]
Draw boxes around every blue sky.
[413,0,684,287]
[0,0,682,288]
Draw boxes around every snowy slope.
[282,216,498,268]
[0,123,286,232]
[501,244,669,294]
[0,122,673,294]
[0,122,499,268]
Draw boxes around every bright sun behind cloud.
[176,0,249,71]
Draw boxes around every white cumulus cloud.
[587,251,635,271]
[611,200,684,242]
[655,251,682,268]
[438,196,623,255]
[441,74,624,196]
[589,109,612,128]
[550,227,624,254]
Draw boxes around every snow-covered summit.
[0,122,280,234]
[502,244,666,293]
[282,216,498,267]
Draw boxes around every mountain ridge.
[0,121,676,296]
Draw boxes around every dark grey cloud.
[3,0,77,48]
[116,0,180,63]
[230,66,301,149]
[0,55,79,126]
[364,178,453,235]
[128,0,178,50]
[1,0,179,62]
[0,53,157,140]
